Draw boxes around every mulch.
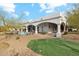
[63,34,79,40]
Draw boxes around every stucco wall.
[38,23,57,33]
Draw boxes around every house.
[22,13,67,38]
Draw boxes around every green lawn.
[27,38,79,56]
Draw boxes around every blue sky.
[0,3,75,22]
[14,3,75,21]
[15,3,43,20]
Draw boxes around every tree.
[67,4,79,29]
[0,10,9,32]
[5,19,24,30]
[0,10,26,32]
[0,12,6,26]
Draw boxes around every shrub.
[16,36,20,40]
[68,31,79,34]
[63,32,68,35]
[39,32,47,34]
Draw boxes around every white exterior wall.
[38,23,55,33]
[38,23,49,32]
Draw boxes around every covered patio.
[24,13,66,38]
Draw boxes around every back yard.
[27,38,79,56]
[0,33,79,56]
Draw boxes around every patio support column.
[56,24,61,38]
[26,26,28,32]
[64,25,66,32]
[35,25,38,34]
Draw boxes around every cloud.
[39,3,67,13]
[40,4,47,11]
[31,3,34,7]
[0,3,15,13]
[0,0,13,3]
[11,13,18,18]
[2,0,78,3]
[45,0,79,3]
[0,1,17,18]
[24,11,30,16]
[0,0,79,3]
[45,9,53,13]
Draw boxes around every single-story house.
[21,13,67,38]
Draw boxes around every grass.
[27,38,79,56]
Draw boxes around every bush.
[68,32,79,34]
[16,36,20,40]
[39,32,47,34]
[63,32,68,35]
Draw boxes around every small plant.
[63,32,68,35]
[16,36,20,40]
[39,32,47,34]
